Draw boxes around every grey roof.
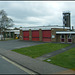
[20,26,70,31]
[6,30,20,34]
[56,31,75,34]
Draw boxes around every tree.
[14,27,19,30]
[0,10,14,40]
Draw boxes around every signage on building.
[52,35,55,38]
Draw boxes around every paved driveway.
[0,40,45,50]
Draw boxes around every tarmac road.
[0,40,44,50]
[0,55,28,74]
[0,40,42,74]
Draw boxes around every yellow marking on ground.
[1,55,36,74]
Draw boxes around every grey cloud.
[0,1,75,28]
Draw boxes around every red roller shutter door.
[32,30,39,41]
[42,30,51,42]
[23,31,29,40]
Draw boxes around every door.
[23,31,29,40]
[32,30,39,41]
[61,34,65,43]
[42,30,51,42]
[67,34,72,43]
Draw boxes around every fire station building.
[20,26,75,43]
[20,12,75,43]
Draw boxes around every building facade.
[56,31,75,43]
[20,26,75,43]
[4,30,20,39]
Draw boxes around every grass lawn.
[5,38,15,40]
[45,48,75,70]
[12,43,70,58]
[0,38,15,41]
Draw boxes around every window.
[67,34,72,43]
[61,34,65,43]
[68,34,72,39]
[61,34,65,39]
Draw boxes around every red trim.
[68,39,72,42]
[61,39,64,42]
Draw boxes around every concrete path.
[36,43,75,61]
[57,69,75,74]
[0,49,68,74]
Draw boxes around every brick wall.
[39,29,42,41]
[20,30,23,40]
[51,28,68,42]
[29,29,32,41]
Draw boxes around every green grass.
[5,38,15,40]
[12,43,70,58]
[45,48,75,69]
[0,38,16,41]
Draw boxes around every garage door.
[32,30,39,41]
[42,30,51,42]
[23,31,29,40]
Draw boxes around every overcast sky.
[0,1,75,28]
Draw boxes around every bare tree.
[0,10,14,40]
